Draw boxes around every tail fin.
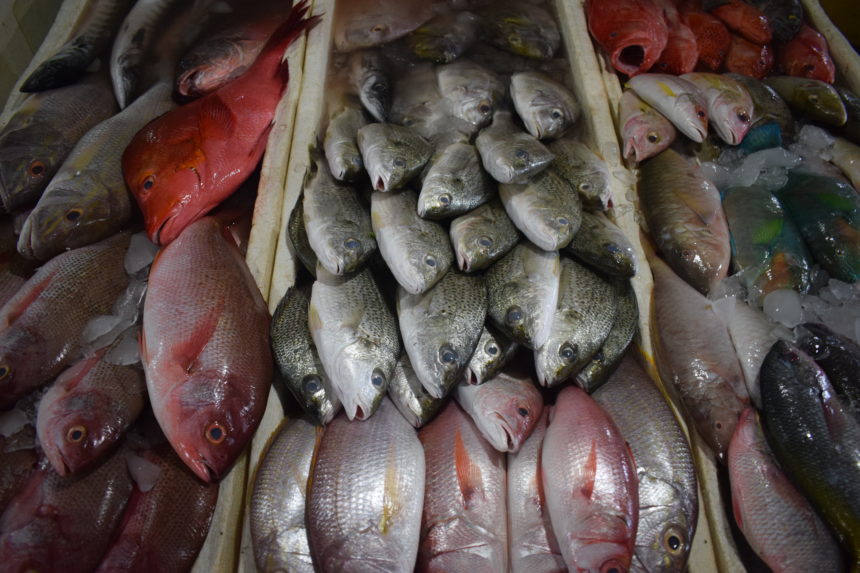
[256,0,323,86]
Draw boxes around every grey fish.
[499,168,582,251]
[765,76,847,127]
[349,49,391,123]
[478,2,560,59]
[302,150,376,276]
[271,286,341,425]
[749,0,803,43]
[418,141,494,219]
[287,194,318,278]
[388,352,445,428]
[250,417,320,573]
[564,211,637,279]
[465,324,519,385]
[726,73,794,135]
[372,189,453,295]
[547,138,612,211]
[835,86,860,145]
[510,71,580,140]
[485,242,560,350]
[576,281,639,393]
[0,73,118,212]
[449,198,520,272]
[389,63,459,142]
[323,104,367,181]
[358,123,433,191]
[404,10,478,63]
[309,266,401,421]
[20,0,133,92]
[398,270,487,399]
[332,0,437,52]
[534,257,618,387]
[437,59,505,130]
[476,111,555,184]
[593,354,699,573]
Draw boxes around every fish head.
[534,337,580,387]
[622,114,675,162]
[320,229,375,275]
[466,329,509,384]
[673,93,709,143]
[711,95,753,145]
[490,17,555,59]
[39,391,117,475]
[360,75,392,123]
[496,144,554,184]
[454,228,497,272]
[335,354,390,421]
[634,475,693,572]
[531,203,576,251]
[0,327,46,410]
[296,373,340,425]
[796,83,848,126]
[410,339,467,400]
[417,181,459,219]
[474,376,542,452]
[395,241,447,294]
[0,122,64,211]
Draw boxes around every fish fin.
[254,0,321,86]
[199,96,236,140]
[0,267,57,327]
[579,439,598,500]
[454,428,483,509]
[173,303,223,372]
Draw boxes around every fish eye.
[439,345,459,364]
[393,157,406,167]
[304,375,321,393]
[557,216,569,226]
[600,562,623,573]
[506,305,523,324]
[65,208,83,222]
[343,237,361,250]
[646,131,660,143]
[0,365,9,380]
[478,235,493,247]
[66,425,87,443]
[559,342,577,362]
[517,407,529,417]
[205,423,227,444]
[737,110,750,123]
[372,82,385,92]
[579,182,592,192]
[142,175,155,191]
[550,108,563,120]
[662,526,686,555]
[515,149,529,160]
[485,341,499,356]
[372,24,387,34]
[809,94,819,104]
[371,369,386,387]
[439,193,452,205]
[478,101,492,115]
[696,109,706,119]
[424,254,437,267]
[28,160,45,177]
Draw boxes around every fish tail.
[257,0,322,87]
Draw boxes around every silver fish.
[389,63,460,143]
[323,104,367,182]
[404,10,478,63]
[437,59,505,130]
[388,351,445,428]
[418,141,494,219]
[478,2,560,60]
[618,89,677,163]
[465,324,519,385]
[511,71,580,140]
[680,72,754,145]
[358,123,432,191]
[332,0,437,51]
[499,169,582,251]
[476,111,555,184]
[627,74,708,143]
[449,198,520,272]
[547,138,612,211]
[287,194,318,277]
[349,49,391,123]
[564,211,637,279]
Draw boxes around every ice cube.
[763,289,803,328]
[0,408,28,437]
[797,125,834,154]
[105,327,141,366]
[708,274,747,302]
[124,233,159,276]
[112,279,148,323]
[82,315,123,345]
[827,278,854,302]
[126,450,162,492]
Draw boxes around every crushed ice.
[126,450,162,492]
[0,408,29,438]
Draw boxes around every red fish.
[652,0,699,75]
[710,0,772,45]
[123,1,320,245]
[777,23,836,84]
[586,0,669,77]
[683,10,731,71]
[724,34,774,79]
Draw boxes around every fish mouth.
[151,217,172,246]
[186,456,220,483]
[457,250,470,272]
[491,413,515,451]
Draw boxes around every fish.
[308,397,425,571]
[593,354,699,573]
[398,270,487,399]
[323,104,367,182]
[349,49,391,123]
[565,211,638,279]
[542,385,638,572]
[388,352,446,428]
[499,169,582,252]
[36,347,146,476]
[627,74,708,143]
[19,0,133,92]
[682,9,731,72]
[17,82,176,262]
[0,233,130,410]
[776,23,836,84]
[476,111,556,184]
[639,148,730,294]
[0,439,38,518]
[0,217,35,309]
[586,0,669,77]
[302,150,375,276]
[310,266,401,421]
[651,0,699,75]
[0,445,133,572]
[372,188,453,294]
[357,123,433,191]
[723,34,774,80]
[465,324,519,386]
[271,286,341,425]
[835,86,860,145]
[123,1,320,245]
[436,59,504,131]
[251,417,320,573]
[534,257,618,387]
[547,138,612,210]
[454,370,542,453]
[710,0,772,45]
[332,0,438,52]
[389,63,461,142]
[142,217,272,481]
[749,0,803,43]
[510,72,580,141]
[797,322,860,422]
[96,442,220,572]
[287,194,318,278]
[576,281,639,393]
[0,73,118,212]
[479,2,560,59]
[449,198,520,272]
[618,90,678,163]
[418,400,509,571]
[775,170,860,283]
[485,242,561,350]
[404,9,478,63]
[765,75,846,126]
[726,73,794,135]
[760,340,860,563]
[650,253,748,461]
[506,409,566,573]
[830,136,860,191]
[680,72,753,145]
[721,184,813,302]
[418,140,494,219]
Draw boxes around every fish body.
[142,217,272,481]
[765,75,846,125]
[332,0,437,51]
[18,82,176,262]
[777,23,835,84]
[251,417,319,573]
[476,111,555,184]
[836,86,860,145]
[542,385,638,572]
[323,104,366,181]
[437,59,504,130]
[500,169,582,252]
[388,352,446,428]
[288,194,318,277]
[404,10,478,63]
[728,407,844,572]
[372,189,453,294]
[350,49,391,123]
[535,257,618,387]
[0,74,118,212]
[618,90,678,162]
[271,287,341,425]
[593,355,698,573]
[389,63,460,142]
[586,0,669,77]
[651,0,699,75]
[682,10,731,71]
[546,138,612,211]
[358,123,433,191]
[627,74,708,143]
[479,2,560,59]
[749,0,803,43]
[0,442,38,518]
[465,325,519,385]
[449,199,520,272]
[680,72,752,145]
[831,136,860,190]
[398,271,487,400]
[485,242,561,350]
[310,266,401,421]
[797,322,860,422]
[123,2,319,245]
[565,211,637,279]
[711,0,772,45]
[723,34,774,80]
[418,141,494,219]
[418,401,509,571]
[511,72,580,140]
[308,398,425,571]
[0,233,129,410]
[726,73,794,134]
